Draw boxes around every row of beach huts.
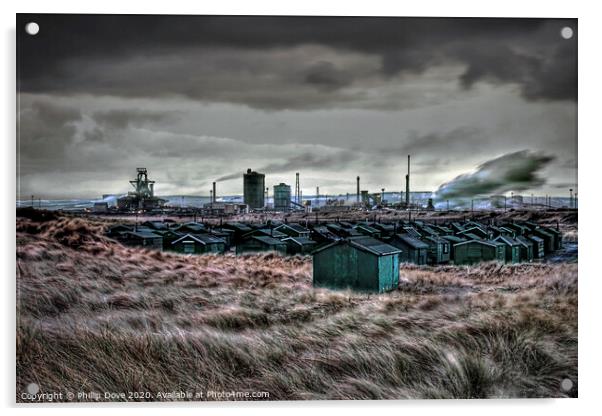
[106,218,562,292]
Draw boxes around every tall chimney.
[405,155,410,207]
[212,182,217,203]
[356,176,360,203]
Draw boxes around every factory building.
[117,168,166,211]
[243,169,265,209]
[273,183,291,212]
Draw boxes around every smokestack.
[150,183,154,197]
[295,172,300,204]
[405,155,410,207]
[356,176,360,202]
[212,182,216,203]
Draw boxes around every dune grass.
[16,213,577,401]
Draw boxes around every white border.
[2,1,600,415]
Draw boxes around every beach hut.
[423,235,451,264]
[493,235,521,263]
[389,234,428,265]
[282,237,317,255]
[236,235,287,255]
[354,223,382,238]
[527,235,545,258]
[118,230,163,251]
[312,237,401,293]
[453,240,506,265]
[274,223,311,238]
[440,235,467,262]
[171,234,226,254]
[514,236,535,262]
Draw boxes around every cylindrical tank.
[273,183,291,212]
[243,169,265,209]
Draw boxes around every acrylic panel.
[16,14,578,402]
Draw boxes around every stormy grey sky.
[17,14,577,199]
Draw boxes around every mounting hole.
[560,26,573,39]
[561,378,573,392]
[25,22,39,36]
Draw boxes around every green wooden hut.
[222,222,254,244]
[355,223,382,238]
[527,235,545,258]
[106,224,133,238]
[151,229,184,250]
[441,235,466,262]
[243,228,288,239]
[423,235,451,264]
[530,228,555,253]
[493,235,521,263]
[544,227,563,250]
[312,237,401,293]
[236,235,287,255]
[503,223,530,236]
[515,236,535,262]
[389,234,428,265]
[208,228,234,247]
[282,237,317,255]
[171,234,226,254]
[310,226,340,245]
[325,223,362,238]
[173,222,205,234]
[371,223,396,238]
[118,231,163,251]
[458,226,489,240]
[141,220,169,231]
[453,240,506,265]
[274,223,311,238]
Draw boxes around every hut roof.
[249,235,286,246]
[515,235,534,247]
[282,237,317,247]
[275,223,310,233]
[454,239,504,248]
[124,231,162,240]
[313,237,401,257]
[171,233,225,245]
[494,235,521,246]
[441,235,466,244]
[394,234,429,249]
[355,224,380,233]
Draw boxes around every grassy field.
[16,211,578,401]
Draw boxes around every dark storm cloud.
[434,150,555,200]
[17,15,577,109]
[216,149,358,182]
[380,127,483,159]
[303,61,353,91]
[93,109,178,130]
[19,101,82,160]
[259,150,358,173]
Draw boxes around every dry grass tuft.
[16,213,577,401]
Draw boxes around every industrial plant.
[96,153,576,218]
[115,168,167,211]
